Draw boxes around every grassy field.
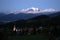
[8,33,49,40]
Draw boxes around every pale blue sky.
[0,0,60,11]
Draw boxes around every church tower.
[13,25,16,31]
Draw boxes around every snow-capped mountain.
[0,7,59,14]
[8,7,58,14]
[0,7,59,24]
[20,7,40,13]
[12,7,58,14]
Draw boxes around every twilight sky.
[0,0,60,11]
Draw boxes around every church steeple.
[13,25,16,31]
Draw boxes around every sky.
[0,0,60,11]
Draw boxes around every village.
[12,25,53,36]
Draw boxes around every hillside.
[0,12,60,29]
[0,12,60,40]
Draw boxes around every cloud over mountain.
[42,8,57,12]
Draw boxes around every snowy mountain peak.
[20,7,58,13]
[20,7,40,13]
[28,7,40,11]
[9,7,59,14]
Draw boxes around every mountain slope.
[0,11,60,24]
[0,12,7,17]
[1,12,60,28]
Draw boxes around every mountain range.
[1,12,60,28]
[0,7,60,24]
